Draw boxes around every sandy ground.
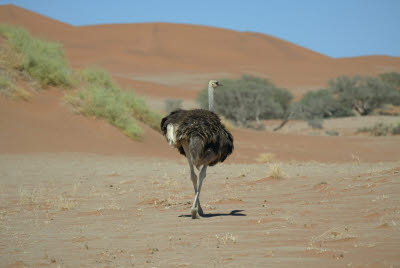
[0,153,399,267]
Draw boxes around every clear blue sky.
[1,0,399,58]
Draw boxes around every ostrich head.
[209,79,223,89]
[208,80,222,112]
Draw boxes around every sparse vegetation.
[19,184,79,210]
[256,152,275,163]
[0,71,31,100]
[269,163,285,179]
[0,24,74,88]
[379,72,400,92]
[196,75,292,127]
[0,24,162,139]
[283,74,400,130]
[65,67,162,139]
[215,233,238,246]
[0,29,32,100]
[357,122,400,136]
[292,88,353,128]
[196,73,400,131]
[328,75,400,116]
[65,82,144,139]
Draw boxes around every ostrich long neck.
[208,84,214,111]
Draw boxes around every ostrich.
[161,80,234,219]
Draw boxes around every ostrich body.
[160,80,234,219]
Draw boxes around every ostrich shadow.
[179,209,246,218]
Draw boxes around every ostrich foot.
[197,204,204,216]
[191,208,200,219]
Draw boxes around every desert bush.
[357,122,400,136]
[290,88,353,129]
[164,98,183,114]
[66,67,162,139]
[392,123,400,135]
[0,72,14,93]
[66,83,144,139]
[0,40,24,71]
[325,130,339,136]
[123,90,162,132]
[78,67,116,89]
[300,89,352,118]
[196,75,292,126]
[0,24,74,88]
[0,71,31,101]
[379,72,400,91]
[328,75,400,116]
[79,67,162,132]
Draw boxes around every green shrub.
[357,122,400,136]
[370,123,391,136]
[196,75,292,126]
[379,72,400,91]
[307,118,324,129]
[0,71,31,101]
[300,89,353,118]
[392,123,400,135]
[78,67,116,89]
[66,83,144,139]
[329,75,400,115]
[290,88,353,129]
[0,24,74,88]
[66,67,162,139]
[123,90,162,132]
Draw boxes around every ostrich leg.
[186,156,203,215]
[183,144,203,218]
[191,165,207,219]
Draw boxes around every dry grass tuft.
[215,233,238,246]
[256,152,275,163]
[53,193,79,210]
[311,226,357,247]
[351,154,361,165]
[269,163,286,179]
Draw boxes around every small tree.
[300,89,353,118]
[379,72,400,91]
[379,72,400,105]
[329,75,400,116]
[196,75,292,126]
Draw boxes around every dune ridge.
[1,4,399,92]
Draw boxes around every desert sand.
[1,4,400,268]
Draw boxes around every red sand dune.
[1,4,399,94]
[0,4,399,163]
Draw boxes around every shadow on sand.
[179,209,246,218]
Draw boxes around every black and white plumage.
[160,80,234,219]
